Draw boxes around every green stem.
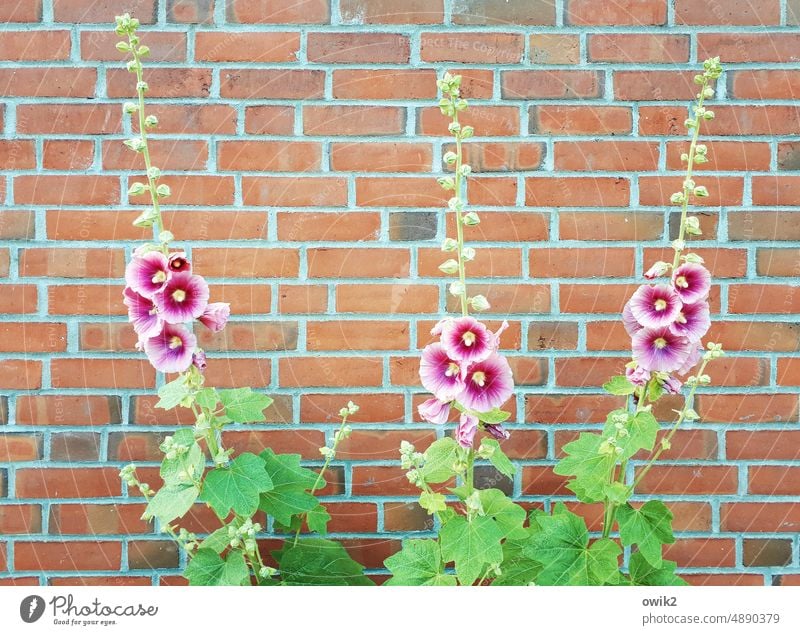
[452,102,469,318]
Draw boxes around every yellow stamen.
[152,271,167,284]
[445,362,460,377]
[472,371,486,387]
[676,312,687,324]
[172,289,186,302]
[675,276,688,288]
[654,337,667,349]
[462,331,476,346]
[654,299,667,311]
[168,336,182,350]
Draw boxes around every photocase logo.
[20,595,45,624]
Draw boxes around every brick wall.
[1,0,799,585]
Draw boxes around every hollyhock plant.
[419,342,464,405]
[632,327,694,373]
[459,353,514,413]
[440,316,493,364]
[669,299,711,342]
[628,284,683,329]
[672,262,712,305]
[113,14,371,588]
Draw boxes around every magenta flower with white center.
[419,342,464,402]
[672,263,711,305]
[628,284,683,329]
[123,286,163,339]
[625,365,651,387]
[632,326,693,373]
[418,398,451,425]
[622,301,642,336]
[125,250,171,298]
[441,316,493,364]
[143,323,197,373]
[484,423,510,441]
[669,299,710,342]
[455,413,478,449]
[458,353,514,413]
[155,272,209,324]
[168,252,191,274]
[198,302,231,333]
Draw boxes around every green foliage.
[554,433,615,503]
[419,437,460,483]
[628,552,688,586]
[419,491,447,515]
[155,376,191,410]
[385,539,457,586]
[440,514,504,586]
[184,549,249,586]
[306,505,331,535]
[273,539,374,586]
[144,483,199,525]
[603,410,659,460]
[603,375,637,396]
[258,450,320,526]
[203,452,274,517]
[218,388,273,423]
[617,501,675,568]
[478,489,527,541]
[480,438,515,478]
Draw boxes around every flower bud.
[441,238,458,252]
[460,126,474,139]
[123,101,138,114]
[155,183,171,198]
[463,211,480,226]
[469,295,490,312]
[437,176,455,191]
[680,153,689,163]
[145,115,159,129]
[123,137,146,152]
[462,246,475,261]
[132,207,157,228]
[448,121,461,134]
[128,182,148,197]
[682,252,705,264]
[449,281,465,297]
[703,87,714,98]
[459,164,472,176]
[347,401,359,414]
[136,80,148,93]
[669,192,685,205]
[159,230,174,244]
[116,41,131,52]
[693,185,709,198]
[443,151,458,165]
[137,45,150,57]
[438,259,460,274]
[703,110,715,120]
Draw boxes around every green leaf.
[258,450,320,526]
[526,505,621,585]
[479,489,527,540]
[155,376,191,410]
[273,538,375,586]
[553,433,615,503]
[601,409,659,461]
[491,536,541,586]
[218,388,273,423]
[199,521,241,554]
[647,380,665,402]
[160,429,204,486]
[419,491,447,514]
[419,437,460,484]
[473,407,511,425]
[603,482,630,506]
[144,483,199,525]
[628,551,687,586]
[195,387,220,410]
[384,539,457,586]
[306,504,331,535]
[184,549,249,586]
[203,452,274,518]
[440,515,504,586]
[603,375,637,396]
[480,438,515,478]
[617,501,675,568]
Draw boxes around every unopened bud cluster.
[599,412,629,457]
[228,519,262,553]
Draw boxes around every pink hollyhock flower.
[419,343,464,402]
[661,375,682,395]
[123,286,163,339]
[492,320,510,349]
[418,398,451,425]
[625,365,651,387]
[441,316,493,364]
[143,323,197,373]
[430,318,451,337]
[125,251,171,298]
[669,299,710,342]
[676,344,702,376]
[622,301,642,336]
[168,252,191,274]
[155,272,209,324]
[192,349,207,373]
[198,302,230,333]
[458,353,514,413]
[484,423,510,441]
[629,284,683,329]
[632,327,693,373]
[644,261,670,280]
[455,413,478,449]
[672,263,711,305]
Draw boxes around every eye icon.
[20,595,45,624]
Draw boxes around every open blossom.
[123,287,163,339]
[629,284,683,329]
[669,299,710,342]
[420,343,464,402]
[455,413,478,449]
[440,316,493,364]
[198,302,230,333]
[625,365,651,387]
[458,353,514,413]
[155,272,209,324]
[622,301,642,336]
[672,263,711,305]
[125,251,170,298]
[676,344,702,376]
[418,398,451,425]
[168,252,191,274]
[632,326,693,373]
[143,323,197,373]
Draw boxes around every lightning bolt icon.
[28,597,38,619]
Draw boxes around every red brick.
[704,106,800,136]
[49,503,150,534]
[308,248,409,278]
[242,176,347,207]
[732,70,800,100]
[0,1,42,21]
[244,105,294,135]
[526,176,630,207]
[196,321,298,352]
[445,211,548,242]
[420,32,523,63]
[638,106,689,136]
[502,70,601,99]
[525,394,624,424]
[418,106,519,136]
[749,466,800,496]
[338,430,435,462]
[729,211,800,241]
[0,435,41,462]
[721,503,800,532]
[530,34,580,64]
[333,69,437,99]
[665,140,770,171]
[227,0,329,23]
[279,285,328,314]
[675,0,780,25]
[614,70,712,101]
[15,541,122,571]
[0,67,95,97]
[80,30,186,61]
[279,357,383,388]
[16,468,121,498]
[325,503,378,533]
[559,212,662,242]
[698,33,800,63]
[356,177,445,208]
[779,358,800,386]
[636,466,738,495]
[217,140,321,171]
[277,211,379,242]
[528,321,579,351]
[196,31,299,62]
[555,357,627,388]
[0,284,38,314]
[54,0,156,22]
[555,141,658,172]
[51,359,155,390]
[753,176,800,206]
[224,429,322,458]
[664,539,735,568]
[445,283,550,314]
[452,142,544,172]
[419,246,522,278]
[304,105,405,135]
[102,139,208,171]
[16,395,121,426]
[0,360,42,390]
[352,466,434,496]
[132,104,237,135]
[521,466,571,496]
[453,0,555,25]
[588,34,688,63]
[339,0,443,24]
[0,210,34,239]
[695,393,798,424]
[533,105,632,136]
[221,69,324,99]
[0,323,66,352]
[336,284,438,314]
[331,142,432,172]
[706,321,800,352]
[531,247,634,278]
[107,67,211,98]
[727,431,800,460]
[49,287,123,317]
[566,0,666,25]
[43,139,94,170]
[14,175,118,205]
[643,247,746,279]
[639,176,743,207]
[0,505,41,534]
[20,248,124,278]
[450,68,494,98]
[307,32,409,63]
[300,393,405,424]
[0,30,70,60]
[203,358,272,389]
